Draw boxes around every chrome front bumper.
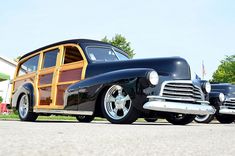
[143,96,216,115]
[219,107,235,115]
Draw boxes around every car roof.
[19,39,111,61]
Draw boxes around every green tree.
[0,96,3,103]
[101,34,135,58]
[211,55,235,83]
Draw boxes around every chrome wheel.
[104,85,132,120]
[19,94,29,119]
[195,115,210,122]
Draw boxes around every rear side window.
[63,46,83,64]
[42,49,59,68]
[18,55,39,76]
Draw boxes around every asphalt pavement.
[0,120,235,156]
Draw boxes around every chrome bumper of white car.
[143,96,216,115]
[219,107,235,115]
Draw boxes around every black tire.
[144,118,158,122]
[76,115,94,123]
[166,114,195,125]
[194,114,215,123]
[101,85,139,124]
[18,94,38,122]
[216,115,235,124]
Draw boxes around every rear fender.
[12,82,35,111]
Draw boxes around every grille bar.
[162,82,203,100]
[224,101,235,108]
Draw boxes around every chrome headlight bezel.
[148,71,159,86]
[219,93,225,102]
[202,81,211,93]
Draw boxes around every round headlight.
[219,93,225,102]
[202,81,211,93]
[204,82,211,93]
[148,71,159,85]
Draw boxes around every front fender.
[64,68,155,111]
[209,92,221,99]
[68,68,155,93]
[208,92,223,110]
[12,82,35,111]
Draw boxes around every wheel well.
[94,86,110,117]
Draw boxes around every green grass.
[0,113,106,121]
[0,113,19,120]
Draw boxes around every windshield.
[212,85,235,97]
[229,86,235,97]
[86,47,129,62]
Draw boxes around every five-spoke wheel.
[18,94,38,121]
[101,85,138,124]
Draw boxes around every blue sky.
[0,0,234,80]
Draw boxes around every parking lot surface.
[0,120,234,156]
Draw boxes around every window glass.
[18,55,39,76]
[86,47,118,62]
[114,48,129,60]
[229,86,235,96]
[43,49,58,68]
[63,46,83,64]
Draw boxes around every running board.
[34,109,93,116]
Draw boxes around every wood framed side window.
[42,49,59,69]
[63,46,83,64]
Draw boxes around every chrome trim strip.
[143,96,214,115]
[163,91,201,97]
[143,100,215,115]
[219,107,235,115]
[223,106,235,109]
[34,109,93,115]
[164,86,200,93]
[147,96,210,104]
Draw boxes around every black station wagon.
[10,39,215,125]
[195,83,235,123]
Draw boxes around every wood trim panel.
[60,61,84,71]
[12,43,88,111]
[58,68,82,83]
[14,72,37,81]
[57,80,79,86]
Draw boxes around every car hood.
[211,84,235,99]
[85,57,191,80]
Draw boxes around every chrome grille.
[224,99,235,109]
[162,82,203,100]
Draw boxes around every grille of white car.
[224,99,235,109]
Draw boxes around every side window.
[18,55,39,76]
[42,49,59,69]
[114,48,129,60]
[63,46,83,64]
